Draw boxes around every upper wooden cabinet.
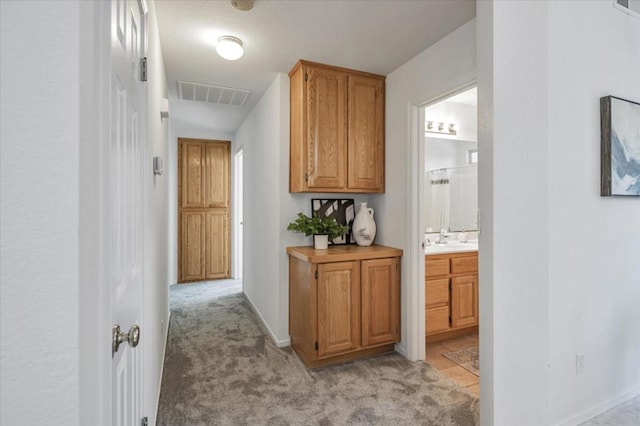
[289,60,385,193]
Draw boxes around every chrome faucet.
[435,228,450,244]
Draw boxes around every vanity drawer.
[425,258,450,278]
[426,306,450,334]
[426,279,449,308]
[451,256,478,274]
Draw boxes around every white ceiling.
[155,0,476,134]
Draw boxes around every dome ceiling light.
[231,0,253,11]
[216,36,244,61]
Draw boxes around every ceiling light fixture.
[425,121,457,136]
[231,0,253,11]
[216,36,244,61]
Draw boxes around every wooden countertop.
[287,244,403,264]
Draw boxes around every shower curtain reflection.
[425,164,477,232]
[425,169,450,232]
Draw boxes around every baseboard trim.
[243,292,291,348]
[555,386,640,426]
[153,310,171,424]
[394,342,408,358]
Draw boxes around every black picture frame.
[601,95,640,196]
[311,199,355,245]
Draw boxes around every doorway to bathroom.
[420,86,479,396]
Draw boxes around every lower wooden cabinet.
[425,252,478,340]
[288,245,402,367]
[451,275,478,329]
[317,261,361,357]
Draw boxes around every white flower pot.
[313,234,329,250]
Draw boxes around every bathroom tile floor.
[425,332,479,397]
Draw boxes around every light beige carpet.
[443,347,479,377]
[157,280,479,425]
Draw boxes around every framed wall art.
[601,95,640,196]
[311,199,355,245]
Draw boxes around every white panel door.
[110,0,146,425]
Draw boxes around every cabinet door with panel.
[180,141,205,209]
[205,210,229,280]
[289,60,385,193]
[317,261,361,358]
[180,211,205,282]
[361,258,399,347]
[305,66,347,190]
[348,75,384,191]
[451,275,478,329]
[204,143,230,208]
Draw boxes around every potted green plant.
[287,213,349,249]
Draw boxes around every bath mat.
[443,346,479,376]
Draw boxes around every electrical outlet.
[576,353,585,375]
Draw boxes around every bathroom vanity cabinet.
[289,60,385,193]
[425,251,478,341]
[287,245,402,367]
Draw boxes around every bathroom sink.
[424,239,478,255]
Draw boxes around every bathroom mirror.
[423,86,478,233]
[424,162,477,232]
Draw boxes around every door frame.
[233,147,244,280]
[79,1,112,424]
[407,78,477,362]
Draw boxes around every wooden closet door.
[178,138,230,282]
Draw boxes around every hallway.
[156,280,478,425]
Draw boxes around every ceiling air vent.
[177,80,252,107]
[615,0,640,18]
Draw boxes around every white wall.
[168,118,233,284]
[144,2,171,424]
[233,73,370,345]
[478,1,551,424]
[233,75,286,343]
[546,2,640,424]
[478,1,640,424]
[370,18,477,357]
[425,138,477,171]
[0,2,81,425]
[1,2,170,425]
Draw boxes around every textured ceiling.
[155,0,476,134]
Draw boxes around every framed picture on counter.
[311,199,355,245]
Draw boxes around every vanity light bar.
[425,121,457,136]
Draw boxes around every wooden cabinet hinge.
[315,341,318,351]
[315,270,318,280]
[304,73,308,82]
[304,173,309,182]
